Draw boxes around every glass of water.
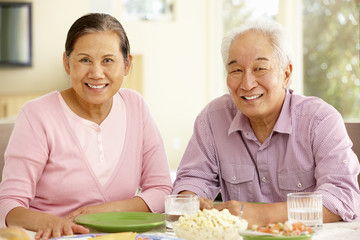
[164,194,200,234]
[287,192,323,231]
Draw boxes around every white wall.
[123,0,223,169]
[0,0,223,170]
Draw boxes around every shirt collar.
[228,110,251,135]
[228,89,293,136]
[273,89,293,134]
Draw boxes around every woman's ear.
[282,63,292,89]
[124,54,133,76]
[63,52,70,75]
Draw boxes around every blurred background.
[0,0,359,177]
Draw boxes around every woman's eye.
[103,58,114,63]
[80,58,91,63]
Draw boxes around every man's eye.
[255,67,266,71]
[231,69,242,73]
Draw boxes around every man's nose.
[240,71,257,90]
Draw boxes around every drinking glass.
[164,194,200,233]
[287,192,323,231]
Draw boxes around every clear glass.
[164,194,199,234]
[287,192,323,231]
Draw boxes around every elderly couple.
[0,13,359,240]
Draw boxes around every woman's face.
[226,30,292,123]
[63,31,131,106]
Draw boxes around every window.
[303,0,359,121]
[223,0,278,32]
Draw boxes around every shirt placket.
[257,145,272,199]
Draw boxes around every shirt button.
[343,159,347,164]
[297,183,302,188]
[232,176,236,181]
[261,177,267,182]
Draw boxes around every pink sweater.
[0,89,172,227]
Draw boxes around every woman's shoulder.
[118,88,144,103]
[19,91,62,121]
[117,88,150,117]
[21,91,60,111]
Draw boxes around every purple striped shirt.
[173,89,360,221]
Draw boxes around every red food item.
[253,221,313,236]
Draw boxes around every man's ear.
[124,54,133,76]
[63,52,70,75]
[283,63,292,89]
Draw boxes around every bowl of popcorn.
[173,208,248,240]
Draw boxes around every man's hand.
[215,201,288,227]
[178,190,214,210]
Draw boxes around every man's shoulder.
[204,94,237,114]
[290,94,339,120]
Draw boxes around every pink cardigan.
[0,89,172,227]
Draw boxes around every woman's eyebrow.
[103,54,117,57]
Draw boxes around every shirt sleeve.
[0,109,49,227]
[136,100,173,213]
[312,111,360,221]
[172,109,221,200]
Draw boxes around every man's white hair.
[221,20,294,71]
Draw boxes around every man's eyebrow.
[227,57,269,66]
[227,60,237,66]
[255,57,269,61]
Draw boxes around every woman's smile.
[85,83,109,89]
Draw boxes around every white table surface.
[24,220,360,240]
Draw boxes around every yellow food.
[92,232,136,240]
[0,227,31,240]
[173,209,248,240]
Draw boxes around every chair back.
[345,122,360,187]
[0,123,14,182]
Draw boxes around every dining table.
[23,218,360,240]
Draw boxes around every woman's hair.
[221,20,294,70]
[65,13,130,62]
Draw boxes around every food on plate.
[92,232,136,240]
[250,221,313,236]
[173,208,248,240]
[0,227,31,240]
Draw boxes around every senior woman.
[0,13,172,239]
[172,20,360,227]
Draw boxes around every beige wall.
[0,0,224,171]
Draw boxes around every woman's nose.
[88,63,105,79]
[240,71,257,90]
